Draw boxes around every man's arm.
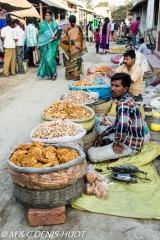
[114,102,130,143]
[131,65,143,82]
[106,65,124,78]
[138,44,143,54]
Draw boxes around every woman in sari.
[100,17,110,54]
[60,15,87,81]
[37,10,61,80]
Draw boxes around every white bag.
[33,50,40,65]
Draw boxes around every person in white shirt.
[25,18,37,67]
[110,20,115,37]
[13,19,25,74]
[138,38,148,55]
[0,19,17,77]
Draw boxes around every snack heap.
[110,46,126,53]
[62,90,98,104]
[10,142,79,168]
[32,121,77,139]
[73,79,95,87]
[43,102,92,119]
[95,66,111,75]
[84,167,109,199]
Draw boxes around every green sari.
[37,17,61,79]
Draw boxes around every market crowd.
[0,11,87,81]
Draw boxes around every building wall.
[146,0,155,28]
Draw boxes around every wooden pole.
[39,1,43,22]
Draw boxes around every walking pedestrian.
[100,17,110,54]
[130,17,141,48]
[112,20,120,42]
[95,28,100,54]
[59,12,70,67]
[13,19,25,74]
[110,20,115,39]
[0,19,17,77]
[60,15,87,80]
[25,17,37,67]
[37,10,61,80]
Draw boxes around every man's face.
[111,80,128,99]
[124,56,135,67]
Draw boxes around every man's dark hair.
[6,19,13,26]
[28,17,34,24]
[60,12,66,20]
[139,37,144,43]
[137,16,141,20]
[123,50,136,59]
[111,73,131,88]
[13,19,20,25]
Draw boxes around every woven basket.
[41,104,96,132]
[82,127,98,153]
[90,100,113,115]
[13,177,84,208]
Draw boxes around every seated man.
[119,46,150,74]
[88,73,144,163]
[107,50,144,101]
[138,38,148,55]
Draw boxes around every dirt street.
[0,43,160,240]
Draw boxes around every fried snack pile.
[110,46,125,53]
[84,167,109,199]
[10,142,80,168]
[73,79,95,87]
[95,66,111,75]
[62,90,98,104]
[43,102,92,119]
[33,121,77,139]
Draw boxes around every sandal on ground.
[51,75,56,81]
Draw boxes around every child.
[95,28,100,53]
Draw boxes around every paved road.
[0,43,160,240]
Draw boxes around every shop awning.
[67,0,85,7]
[0,0,32,12]
[130,0,147,12]
[41,0,72,11]
[8,6,41,19]
[79,7,94,13]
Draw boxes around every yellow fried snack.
[43,102,92,119]
[21,156,37,167]
[14,144,32,152]
[10,143,79,168]
[32,141,44,148]
[33,163,44,168]
[28,147,43,160]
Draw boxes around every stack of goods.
[41,102,95,131]
[109,46,126,53]
[87,66,111,76]
[60,90,99,105]
[30,120,86,147]
[150,111,160,132]
[96,115,115,133]
[84,166,109,199]
[7,142,87,208]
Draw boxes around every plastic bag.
[150,97,160,110]
[84,165,109,200]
